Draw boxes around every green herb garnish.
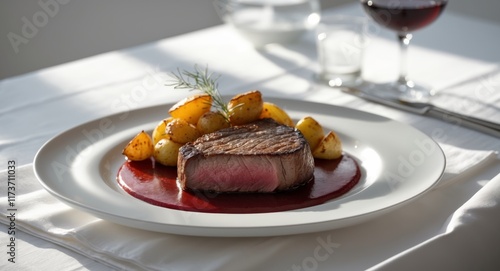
[167,65,231,120]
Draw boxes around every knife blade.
[340,87,500,138]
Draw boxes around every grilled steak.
[177,119,315,193]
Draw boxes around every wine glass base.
[363,80,434,102]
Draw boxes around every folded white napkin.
[370,171,500,271]
[436,143,498,188]
[431,67,500,125]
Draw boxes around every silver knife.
[341,87,500,138]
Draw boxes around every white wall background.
[1,0,499,80]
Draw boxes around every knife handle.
[428,107,500,138]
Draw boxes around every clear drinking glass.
[360,0,448,101]
[316,15,367,87]
[215,0,321,48]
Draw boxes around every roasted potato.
[169,94,212,125]
[122,130,154,161]
[197,111,230,134]
[153,138,183,166]
[259,102,294,126]
[165,118,201,144]
[295,116,324,150]
[312,131,343,159]
[228,90,263,126]
[152,118,173,145]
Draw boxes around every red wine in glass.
[360,0,448,100]
[362,0,447,33]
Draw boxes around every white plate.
[33,98,445,237]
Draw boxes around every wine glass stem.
[397,33,413,87]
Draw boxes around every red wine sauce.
[117,155,361,213]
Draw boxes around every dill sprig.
[167,65,231,120]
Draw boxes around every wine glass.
[360,0,448,101]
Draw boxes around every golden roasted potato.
[312,131,343,159]
[295,116,324,150]
[152,118,173,145]
[259,102,294,126]
[197,111,230,134]
[153,138,183,166]
[122,130,154,161]
[228,90,263,126]
[168,94,212,125]
[165,118,201,144]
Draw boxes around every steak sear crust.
[177,119,315,193]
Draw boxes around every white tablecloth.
[1,4,499,271]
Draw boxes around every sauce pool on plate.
[117,155,361,213]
